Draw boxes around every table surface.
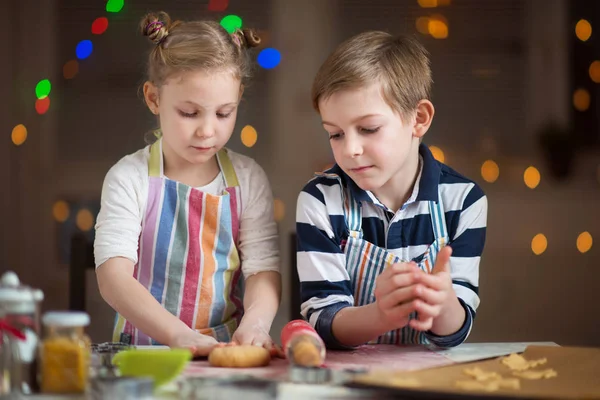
[24,341,557,399]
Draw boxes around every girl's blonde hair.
[312,31,432,119]
[139,11,261,86]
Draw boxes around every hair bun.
[241,28,261,48]
[140,11,171,45]
[232,28,261,50]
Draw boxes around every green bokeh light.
[106,0,124,13]
[220,15,242,34]
[35,79,51,99]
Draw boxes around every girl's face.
[144,69,242,168]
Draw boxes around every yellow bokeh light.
[418,0,438,8]
[429,145,445,163]
[52,200,70,223]
[573,88,590,111]
[481,160,499,183]
[428,15,448,39]
[575,19,592,42]
[576,231,593,253]
[416,17,430,34]
[11,124,27,146]
[531,234,547,255]
[273,198,285,222]
[589,61,600,83]
[76,209,94,232]
[241,125,258,148]
[523,166,541,189]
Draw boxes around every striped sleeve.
[426,182,487,347]
[296,178,354,348]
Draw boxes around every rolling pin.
[280,320,326,368]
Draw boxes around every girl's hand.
[168,328,219,357]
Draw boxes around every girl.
[94,11,281,356]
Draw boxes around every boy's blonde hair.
[311,31,432,119]
[139,11,261,87]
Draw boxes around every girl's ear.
[143,81,160,115]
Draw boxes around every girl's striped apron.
[113,139,243,345]
[319,172,448,345]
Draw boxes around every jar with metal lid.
[0,271,44,394]
[40,311,91,394]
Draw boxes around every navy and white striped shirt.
[296,144,487,348]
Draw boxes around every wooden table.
[25,342,559,399]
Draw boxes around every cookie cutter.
[89,376,154,400]
[90,341,132,377]
[179,375,278,400]
[288,365,368,385]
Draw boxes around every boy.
[296,32,487,349]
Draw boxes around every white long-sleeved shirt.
[94,145,280,278]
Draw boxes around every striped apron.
[319,172,448,345]
[113,139,244,345]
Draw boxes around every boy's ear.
[143,81,160,115]
[413,99,435,139]
[239,84,245,99]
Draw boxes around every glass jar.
[0,271,44,394]
[40,311,91,394]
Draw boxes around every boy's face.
[319,83,426,200]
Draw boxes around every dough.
[501,353,547,371]
[208,345,271,368]
[456,377,520,392]
[513,369,557,380]
[463,367,502,381]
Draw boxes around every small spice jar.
[40,311,91,394]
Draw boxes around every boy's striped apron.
[113,139,243,345]
[319,172,448,344]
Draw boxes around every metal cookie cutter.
[289,365,368,385]
[289,366,332,384]
[91,342,132,377]
[89,376,154,400]
[180,375,278,400]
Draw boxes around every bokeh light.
[418,0,438,7]
[35,79,51,99]
[241,125,258,147]
[257,48,281,69]
[208,0,229,12]
[429,145,445,163]
[524,166,541,189]
[63,60,79,79]
[481,160,499,183]
[416,17,430,34]
[35,97,51,115]
[92,17,109,35]
[220,15,242,34]
[573,88,591,111]
[273,198,285,222]
[52,201,70,223]
[589,61,600,83]
[531,234,548,255]
[428,15,448,39]
[106,0,124,13]
[11,125,27,146]
[576,232,593,254]
[575,19,592,42]
[76,40,93,60]
[76,209,95,232]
